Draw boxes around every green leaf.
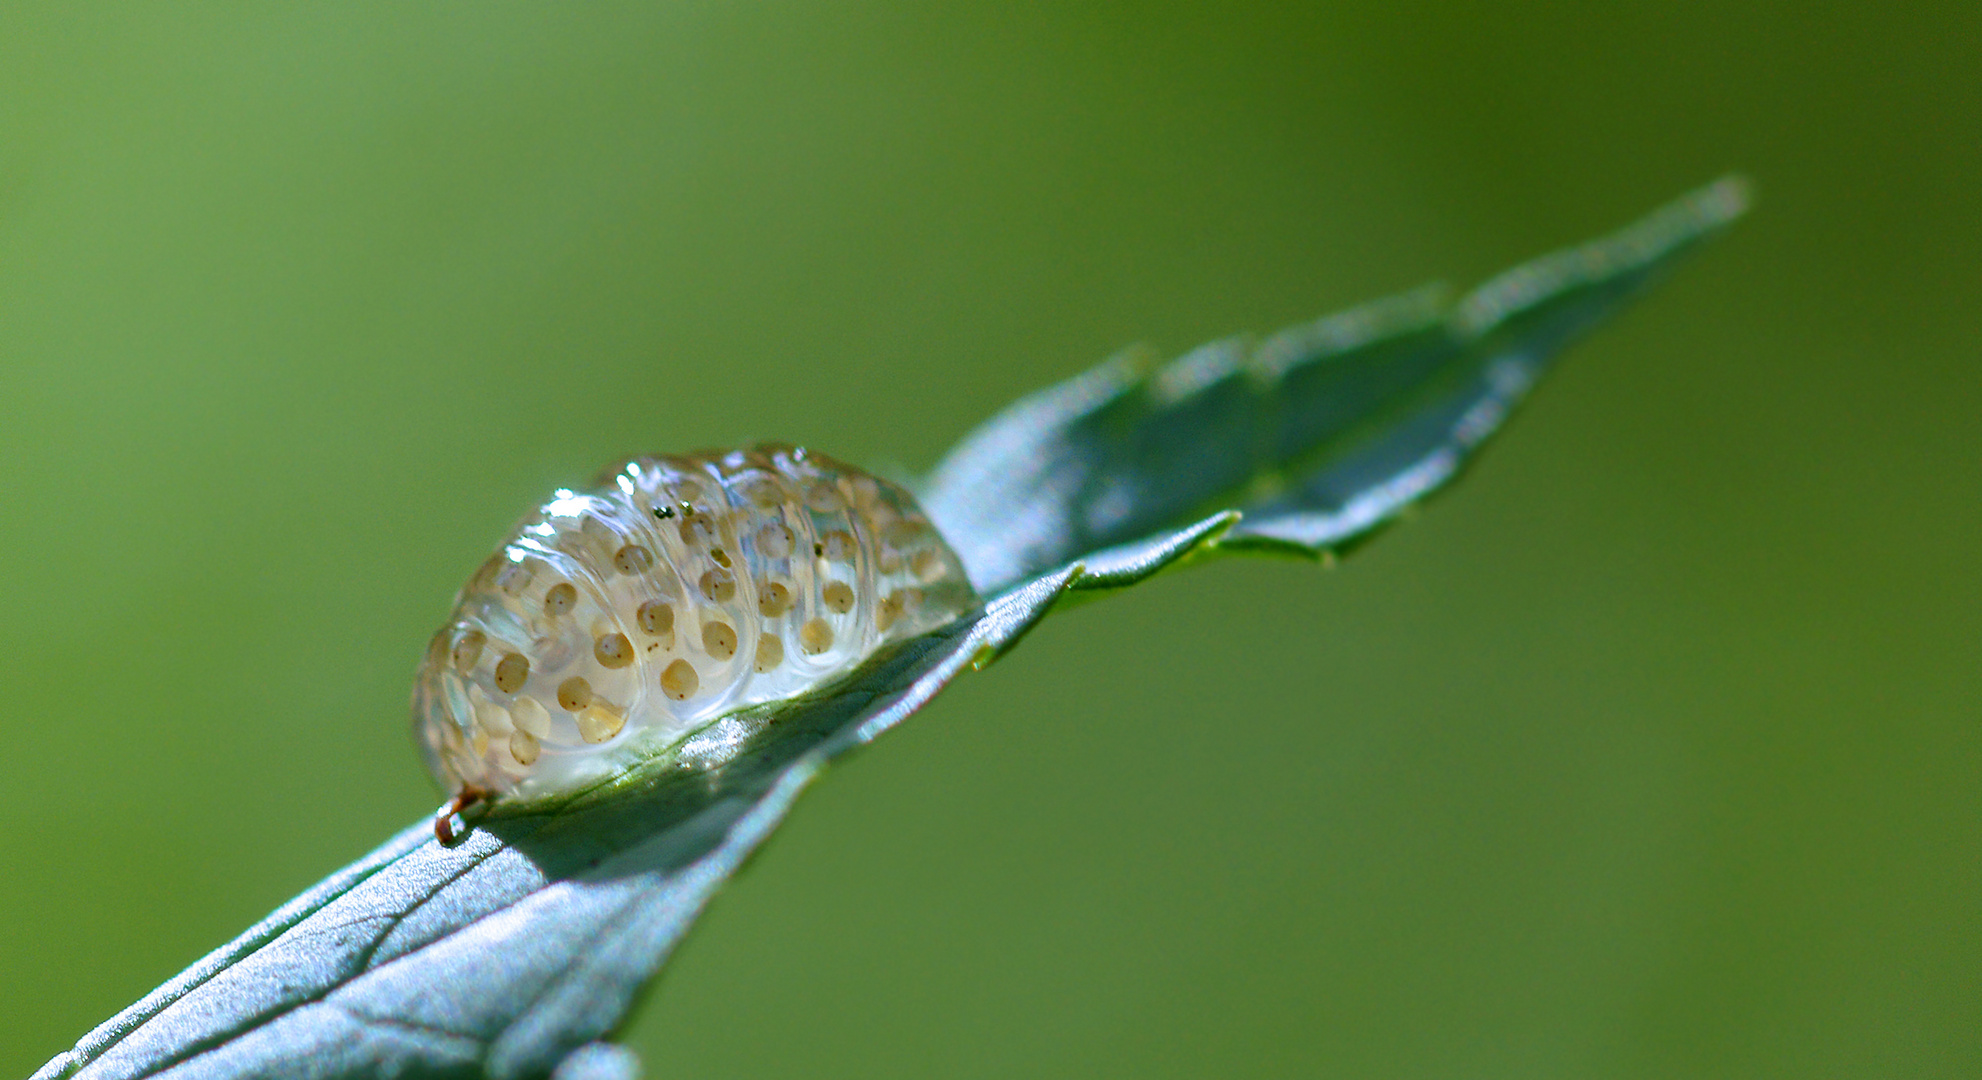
[34,178,1745,1080]
[923,176,1751,587]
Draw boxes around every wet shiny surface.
[415,446,973,798]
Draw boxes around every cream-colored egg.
[412,444,977,803]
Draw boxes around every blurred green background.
[3,4,1975,1077]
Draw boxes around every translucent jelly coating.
[413,444,977,798]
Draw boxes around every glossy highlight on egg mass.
[413,444,976,806]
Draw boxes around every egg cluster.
[413,444,976,799]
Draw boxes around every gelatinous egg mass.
[413,444,977,799]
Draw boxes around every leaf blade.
[42,571,1085,1080]
[37,179,1746,1080]
[923,175,1751,587]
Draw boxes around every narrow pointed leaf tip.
[36,178,1743,1080]
[924,174,1749,590]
